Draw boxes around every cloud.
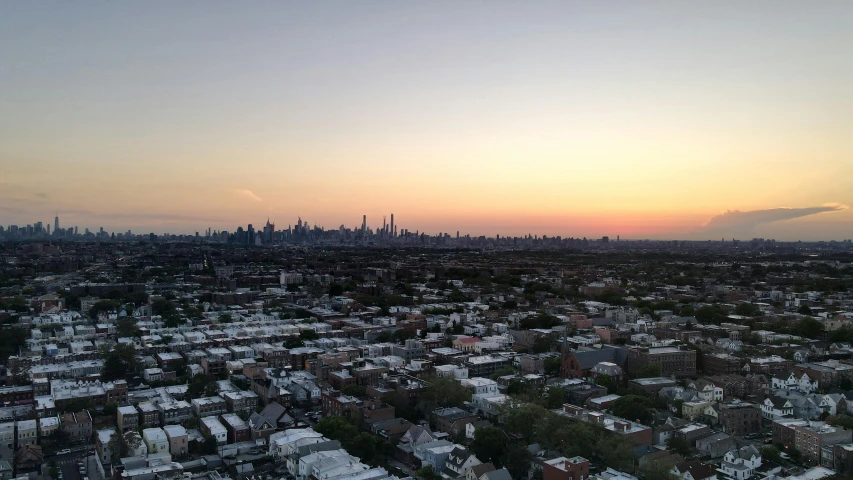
[234,189,263,203]
[33,192,48,199]
[701,204,847,234]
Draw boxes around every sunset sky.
[2,2,852,240]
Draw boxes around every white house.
[762,397,794,420]
[721,446,762,480]
[142,428,169,455]
[771,373,818,393]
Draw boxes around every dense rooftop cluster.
[1,241,853,480]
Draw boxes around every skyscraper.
[362,215,366,233]
[54,214,59,234]
[390,214,394,238]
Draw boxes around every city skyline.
[3,2,853,240]
[2,206,851,243]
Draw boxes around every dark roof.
[570,346,629,369]
[470,463,496,478]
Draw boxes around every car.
[57,449,71,455]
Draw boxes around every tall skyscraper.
[390,214,394,237]
[54,214,59,234]
[362,215,366,233]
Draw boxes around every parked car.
[58,449,71,455]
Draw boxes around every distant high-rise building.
[390,214,394,237]
[54,215,59,234]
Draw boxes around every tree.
[415,466,441,480]
[636,364,661,378]
[300,329,320,341]
[315,416,359,443]
[532,336,554,354]
[694,305,728,324]
[798,305,813,316]
[609,395,654,424]
[218,313,232,323]
[49,460,59,479]
[103,402,118,417]
[598,435,635,471]
[421,376,471,410]
[116,317,140,337]
[544,357,561,377]
[102,343,138,381]
[760,446,782,464]
[0,326,28,363]
[595,374,614,393]
[328,283,344,296]
[200,435,218,455]
[89,299,120,319]
[791,317,822,339]
[642,460,681,480]
[501,442,533,480]
[667,435,691,456]
[735,303,762,317]
[350,432,379,463]
[341,385,367,397]
[542,387,566,409]
[471,425,508,464]
[393,329,416,343]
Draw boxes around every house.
[671,460,717,480]
[163,424,188,458]
[771,372,818,393]
[721,446,762,480]
[60,411,92,443]
[142,427,169,455]
[442,446,482,479]
[543,456,590,480]
[118,405,139,432]
[200,417,228,445]
[15,419,37,447]
[432,407,478,437]
[695,432,736,459]
[761,396,794,420]
[14,444,42,472]
[397,424,436,465]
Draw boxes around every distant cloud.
[234,189,263,203]
[701,204,847,236]
[33,192,48,199]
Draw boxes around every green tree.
[667,435,691,456]
[421,376,472,410]
[791,317,822,339]
[501,442,533,480]
[471,425,509,464]
[328,283,344,296]
[609,395,654,424]
[798,305,813,316]
[315,416,359,443]
[760,446,782,464]
[102,343,138,381]
[0,326,28,363]
[89,299,120,319]
[735,303,762,317]
[116,317,140,337]
[415,466,441,480]
[694,305,728,324]
[341,385,367,397]
[642,460,681,480]
[544,357,561,376]
[595,374,614,393]
[300,329,320,341]
[636,364,661,378]
[49,460,59,479]
[542,387,566,409]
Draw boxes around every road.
[51,448,99,480]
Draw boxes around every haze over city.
[2,2,852,240]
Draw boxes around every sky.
[2,1,852,240]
